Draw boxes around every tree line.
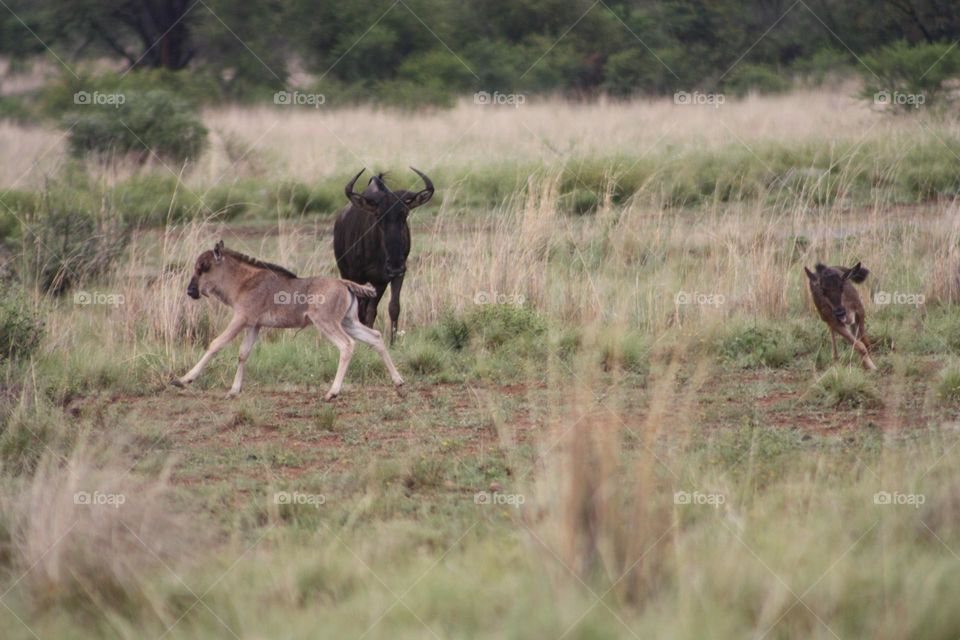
[1,0,957,100]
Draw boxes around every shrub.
[792,49,854,86]
[937,364,960,404]
[111,174,196,226]
[811,366,880,408]
[724,64,791,97]
[717,323,797,369]
[596,330,650,379]
[431,312,472,351]
[20,201,129,295]
[0,286,43,362]
[468,304,546,351]
[65,89,207,162]
[860,41,960,111]
[403,341,448,375]
[272,181,338,217]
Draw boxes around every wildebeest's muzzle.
[833,306,847,323]
[385,265,406,279]
[187,277,200,299]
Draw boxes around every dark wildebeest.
[333,168,435,344]
[172,240,404,400]
[804,262,877,370]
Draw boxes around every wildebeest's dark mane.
[222,248,297,278]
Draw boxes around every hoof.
[170,378,186,389]
[394,382,406,398]
[324,392,339,402]
[226,390,240,398]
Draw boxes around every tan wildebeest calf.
[172,240,404,400]
[804,261,877,370]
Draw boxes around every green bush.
[0,286,43,362]
[792,49,853,86]
[20,200,129,294]
[937,364,960,405]
[111,174,197,226]
[402,341,449,376]
[811,366,880,408]
[65,89,207,162]
[469,303,545,351]
[860,41,960,111]
[724,64,791,97]
[596,330,650,379]
[717,323,797,369]
[272,181,338,217]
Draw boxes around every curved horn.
[410,167,434,197]
[345,168,366,200]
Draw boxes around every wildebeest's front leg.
[173,315,246,387]
[228,326,260,397]
[388,275,404,345]
[830,331,838,361]
[835,325,877,371]
[361,283,387,328]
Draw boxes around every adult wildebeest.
[334,168,434,344]
[804,261,877,370]
[171,240,404,400]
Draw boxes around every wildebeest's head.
[187,240,226,299]
[344,168,434,279]
[804,262,868,324]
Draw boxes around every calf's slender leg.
[343,311,404,390]
[228,326,260,397]
[175,316,246,386]
[836,325,877,371]
[830,331,838,361]
[310,313,355,401]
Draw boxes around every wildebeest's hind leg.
[228,327,259,397]
[173,315,245,388]
[388,275,404,345]
[309,312,355,401]
[342,306,404,392]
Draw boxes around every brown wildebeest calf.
[171,240,404,400]
[804,262,877,370]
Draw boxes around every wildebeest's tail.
[848,263,869,283]
[341,279,377,298]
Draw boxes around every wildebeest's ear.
[403,167,435,209]
[349,192,380,214]
[213,240,224,262]
[804,266,816,281]
[403,190,433,208]
[842,261,861,280]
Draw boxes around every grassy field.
[2,90,960,639]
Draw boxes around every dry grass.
[3,90,960,639]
